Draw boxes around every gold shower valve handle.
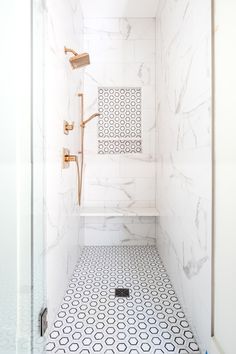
[64,120,74,134]
[64,155,76,162]
[62,148,81,205]
[62,148,76,168]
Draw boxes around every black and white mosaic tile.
[46,246,201,354]
[98,139,142,154]
[98,87,142,154]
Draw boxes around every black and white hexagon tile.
[46,246,201,354]
[97,87,142,154]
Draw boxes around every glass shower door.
[32,0,46,352]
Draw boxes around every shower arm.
[80,113,101,128]
[64,46,78,56]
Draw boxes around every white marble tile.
[84,18,121,38]
[105,200,157,209]
[134,39,156,62]
[119,158,155,179]
[142,86,156,109]
[82,178,107,202]
[80,0,159,19]
[82,18,156,210]
[84,155,120,179]
[142,130,156,158]
[84,18,156,40]
[142,108,156,133]
[84,178,136,203]
[155,1,212,352]
[85,38,135,63]
[82,217,156,246]
[44,0,84,328]
[124,62,156,86]
[135,178,156,202]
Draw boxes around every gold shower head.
[64,46,90,69]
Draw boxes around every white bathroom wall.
[80,18,157,246]
[44,0,84,326]
[155,0,212,352]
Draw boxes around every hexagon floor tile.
[46,246,201,353]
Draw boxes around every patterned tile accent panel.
[46,246,200,354]
[98,139,142,154]
[98,87,142,154]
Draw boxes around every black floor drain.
[115,288,130,297]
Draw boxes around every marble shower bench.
[80,207,159,217]
[80,207,159,246]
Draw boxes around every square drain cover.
[115,288,130,297]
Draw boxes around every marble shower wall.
[44,0,84,326]
[81,18,157,245]
[155,0,212,352]
[82,18,156,209]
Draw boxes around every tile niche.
[98,87,142,154]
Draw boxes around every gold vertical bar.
[78,93,84,122]
[77,93,84,205]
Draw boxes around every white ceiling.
[80,0,158,18]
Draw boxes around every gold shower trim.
[78,93,84,205]
[77,93,101,205]
[64,47,78,56]
[61,93,100,206]
[64,120,74,134]
[80,113,101,128]
[64,46,90,69]
[62,148,81,205]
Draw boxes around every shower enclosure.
[3,1,236,354]
[31,0,212,353]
